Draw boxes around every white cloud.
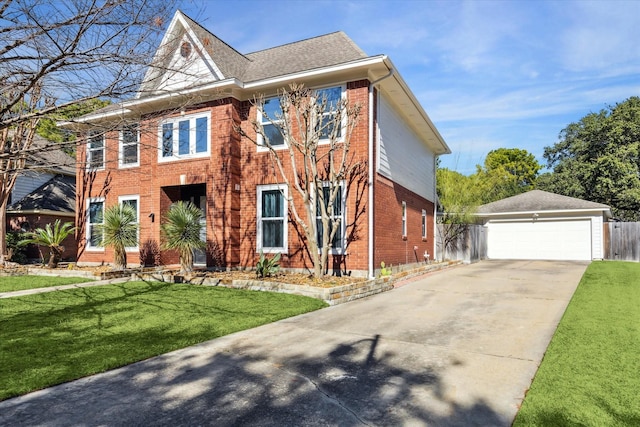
[557,0,640,72]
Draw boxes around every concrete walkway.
[0,260,588,426]
[0,277,131,299]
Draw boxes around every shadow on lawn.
[0,332,508,426]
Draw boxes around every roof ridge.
[177,10,250,61]
[245,31,352,55]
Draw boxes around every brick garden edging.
[3,261,462,306]
[133,261,462,306]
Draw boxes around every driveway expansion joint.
[274,364,372,426]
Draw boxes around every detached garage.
[476,190,612,261]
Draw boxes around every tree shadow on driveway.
[0,332,508,426]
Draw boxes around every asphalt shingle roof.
[477,190,610,214]
[8,174,75,213]
[141,11,369,96]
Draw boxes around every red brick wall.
[372,174,435,269]
[75,80,435,274]
[236,81,371,274]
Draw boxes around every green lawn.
[0,275,93,293]
[514,261,640,426]
[0,281,327,400]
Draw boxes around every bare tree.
[238,84,362,279]
[0,0,177,262]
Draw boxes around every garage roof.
[477,190,611,215]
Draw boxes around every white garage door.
[487,219,592,261]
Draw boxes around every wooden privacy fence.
[604,222,640,261]
[436,224,487,263]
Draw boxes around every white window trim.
[86,197,105,251]
[315,84,346,146]
[422,209,427,239]
[119,125,140,168]
[257,96,287,152]
[402,201,407,238]
[158,111,211,162]
[315,181,347,255]
[119,195,140,251]
[86,132,105,171]
[257,184,288,254]
[256,84,347,152]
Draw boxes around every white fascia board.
[243,55,388,89]
[122,78,240,109]
[477,208,612,218]
[64,78,240,126]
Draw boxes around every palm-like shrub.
[99,204,138,270]
[160,201,205,273]
[19,220,75,268]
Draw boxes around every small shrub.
[6,231,29,264]
[256,251,280,278]
[380,261,392,277]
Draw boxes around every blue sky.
[184,0,640,174]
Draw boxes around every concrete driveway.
[0,260,588,426]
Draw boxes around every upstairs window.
[258,97,285,148]
[316,183,345,253]
[159,112,210,161]
[87,131,104,170]
[119,124,139,167]
[315,86,343,141]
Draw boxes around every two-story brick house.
[71,10,450,277]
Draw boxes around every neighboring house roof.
[477,190,611,216]
[8,174,75,215]
[27,135,76,176]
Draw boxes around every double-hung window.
[87,198,104,249]
[257,184,287,253]
[159,112,210,161]
[120,124,139,167]
[87,132,105,170]
[316,183,345,253]
[258,97,285,148]
[316,86,343,141]
[402,201,407,238]
[119,195,139,250]
[422,209,427,239]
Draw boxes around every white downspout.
[368,69,394,279]
[433,155,439,262]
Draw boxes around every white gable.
[137,11,224,97]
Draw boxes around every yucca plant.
[160,201,205,273]
[256,251,280,278]
[19,220,75,268]
[98,204,138,270]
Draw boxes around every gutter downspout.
[368,68,394,279]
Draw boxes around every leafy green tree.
[538,96,640,220]
[0,0,176,263]
[98,204,138,270]
[160,201,205,274]
[475,148,541,203]
[19,220,75,268]
[436,168,485,255]
[36,99,111,152]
